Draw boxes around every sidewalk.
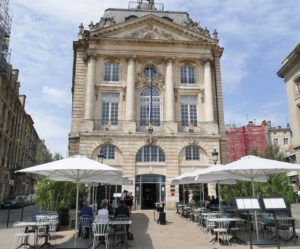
[1,208,300,249]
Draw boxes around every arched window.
[185,146,200,160]
[296,79,300,95]
[136,145,165,162]
[125,15,138,22]
[139,87,160,126]
[100,144,115,159]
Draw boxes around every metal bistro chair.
[205,213,217,240]
[13,223,31,249]
[92,222,110,249]
[79,216,93,239]
[47,215,58,245]
[113,215,129,248]
[35,221,50,247]
[277,215,293,242]
[213,219,231,246]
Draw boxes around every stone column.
[125,57,136,121]
[84,55,96,120]
[165,58,175,122]
[204,60,214,122]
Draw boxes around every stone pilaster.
[84,55,96,120]
[165,58,175,122]
[125,57,136,121]
[204,61,214,122]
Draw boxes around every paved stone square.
[1,206,300,249]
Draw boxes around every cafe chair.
[68,209,76,228]
[13,223,30,249]
[277,215,292,242]
[35,221,50,247]
[92,222,109,249]
[79,216,93,239]
[213,220,230,246]
[113,215,129,248]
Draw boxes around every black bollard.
[6,205,11,227]
[21,204,24,221]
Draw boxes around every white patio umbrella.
[206,156,300,240]
[16,155,122,244]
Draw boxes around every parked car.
[25,194,35,205]
[5,195,26,208]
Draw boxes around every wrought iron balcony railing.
[93,120,219,135]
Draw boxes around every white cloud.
[42,86,71,108]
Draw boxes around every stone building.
[69,0,226,209]
[0,0,40,203]
[278,43,300,164]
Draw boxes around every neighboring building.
[268,124,293,160]
[0,0,40,204]
[69,0,226,209]
[226,121,268,163]
[278,43,300,164]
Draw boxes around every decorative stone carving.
[101,135,112,144]
[78,23,84,37]
[184,18,204,33]
[145,134,158,145]
[136,72,165,91]
[185,135,199,145]
[126,24,175,40]
[213,29,218,40]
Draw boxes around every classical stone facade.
[278,43,300,164]
[0,67,40,203]
[69,1,226,209]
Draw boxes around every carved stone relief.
[125,23,175,40]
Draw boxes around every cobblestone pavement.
[1,205,300,249]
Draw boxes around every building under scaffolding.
[0,0,11,69]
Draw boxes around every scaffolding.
[128,0,164,11]
[0,0,11,68]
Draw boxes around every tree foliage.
[34,150,87,211]
[221,145,297,204]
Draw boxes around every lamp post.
[97,150,105,163]
[212,149,219,165]
[211,149,219,201]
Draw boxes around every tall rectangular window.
[104,63,119,81]
[180,66,195,84]
[180,96,197,127]
[273,138,278,145]
[283,138,288,145]
[101,94,119,125]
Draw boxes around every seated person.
[115,200,130,232]
[79,201,93,238]
[95,199,109,222]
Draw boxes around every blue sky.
[9,0,300,156]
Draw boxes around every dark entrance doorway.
[142,183,157,209]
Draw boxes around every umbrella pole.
[218,182,222,213]
[251,177,260,240]
[75,181,79,244]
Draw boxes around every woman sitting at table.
[95,199,109,222]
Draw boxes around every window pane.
[190,105,197,125]
[181,104,189,126]
[101,103,110,124]
[188,67,195,84]
[112,64,119,81]
[181,67,187,84]
[100,144,115,159]
[110,103,118,125]
[144,146,150,162]
[186,147,192,160]
[192,146,199,160]
[151,146,158,161]
[104,64,111,81]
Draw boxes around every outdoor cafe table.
[13,221,57,249]
[207,217,245,244]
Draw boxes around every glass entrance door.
[135,174,165,210]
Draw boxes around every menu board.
[235,198,261,210]
[262,198,286,210]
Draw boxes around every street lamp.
[212,149,219,165]
[97,150,105,163]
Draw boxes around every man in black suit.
[115,200,130,231]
